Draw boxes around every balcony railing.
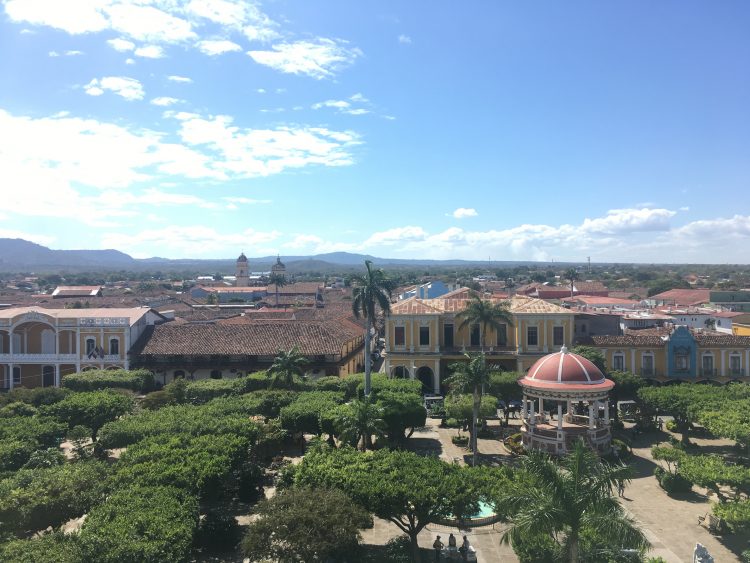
[443,345,517,355]
[729,368,744,377]
[700,368,717,377]
[641,368,654,377]
[0,353,78,363]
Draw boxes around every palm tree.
[268,346,309,389]
[456,294,512,351]
[497,440,649,563]
[336,397,387,451]
[446,353,490,466]
[268,272,287,307]
[351,260,396,397]
[565,267,580,298]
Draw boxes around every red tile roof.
[650,289,711,306]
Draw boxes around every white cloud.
[248,38,362,79]
[452,207,478,219]
[84,76,144,101]
[101,225,281,257]
[186,0,247,26]
[167,75,192,83]
[134,45,165,58]
[5,0,109,34]
[579,207,675,234]
[50,49,83,57]
[256,88,266,93]
[150,96,182,106]
[197,39,242,56]
[398,34,412,44]
[48,50,59,57]
[108,3,196,43]
[107,37,135,52]
[0,229,55,246]
[171,113,362,176]
[350,93,368,103]
[364,226,428,247]
[125,57,135,65]
[312,97,370,115]
[223,196,272,204]
[679,206,690,212]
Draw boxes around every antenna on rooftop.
[588,256,591,273]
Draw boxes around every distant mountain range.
[0,238,565,273]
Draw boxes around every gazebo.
[518,346,614,455]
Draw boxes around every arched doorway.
[416,366,434,394]
[42,365,55,387]
[391,366,410,379]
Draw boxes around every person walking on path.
[618,479,626,497]
[433,536,444,562]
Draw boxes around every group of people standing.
[433,533,473,561]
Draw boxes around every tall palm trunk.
[569,530,579,563]
[472,386,480,466]
[364,322,372,396]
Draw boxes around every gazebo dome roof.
[519,346,614,392]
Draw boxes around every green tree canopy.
[42,390,133,440]
[456,295,513,349]
[242,487,373,562]
[267,346,309,389]
[497,440,649,563]
[335,397,387,451]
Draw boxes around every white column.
[630,349,636,372]
[521,394,527,420]
[75,325,81,373]
[529,397,535,426]
[124,328,131,369]
[588,402,595,429]
[542,319,548,352]
[8,363,14,390]
[604,400,610,424]
[433,359,440,394]
[746,349,750,377]
[538,397,544,421]
[54,364,60,388]
[557,403,563,429]
[721,350,726,377]
[410,361,415,380]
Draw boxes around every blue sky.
[1,1,748,263]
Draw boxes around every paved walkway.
[401,418,747,562]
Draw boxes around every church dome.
[237,252,248,263]
[519,346,613,391]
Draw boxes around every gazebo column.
[520,394,526,420]
[604,400,610,425]
[588,402,595,429]
[538,397,544,421]
[557,403,563,429]
[529,396,535,426]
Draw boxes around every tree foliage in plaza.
[267,346,310,389]
[699,400,750,451]
[358,373,423,399]
[278,391,344,435]
[335,397,387,451]
[570,345,607,372]
[0,461,110,537]
[0,531,82,563]
[242,487,373,562]
[0,415,68,471]
[445,393,498,425]
[446,353,492,464]
[712,499,750,533]
[456,294,513,350]
[497,440,649,563]
[488,371,523,402]
[62,369,155,393]
[376,390,427,442]
[98,400,260,448]
[0,386,70,408]
[76,485,199,563]
[351,260,396,397]
[292,446,498,563]
[112,433,253,500]
[41,390,133,440]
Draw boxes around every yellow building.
[0,307,165,389]
[590,326,750,382]
[384,289,575,393]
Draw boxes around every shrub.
[98,402,260,449]
[653,467,692,494]
[665,419,678,432]
[0,402,38,418]
[357,374,422,399]
[377,390,427,442]
[712,499,750,533]
[512,530,559,563]
[383,535,413,563]
[42,390,134,440]
[234,371,271,393]
[184,378,238,404]
[140,389,175,410]
[0,532,81,562]
[0,387,70,408]
[505,433,525,456]
[279,392,345,435]
[0,416,68,471]
[195,510,242,553]
[452,435,469,447]
[62,369,155,393]
[77,485,198,563]
[113,433,251,499]
[22,447,65,469]
[0,461,110,537]
[611,439,633,461]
